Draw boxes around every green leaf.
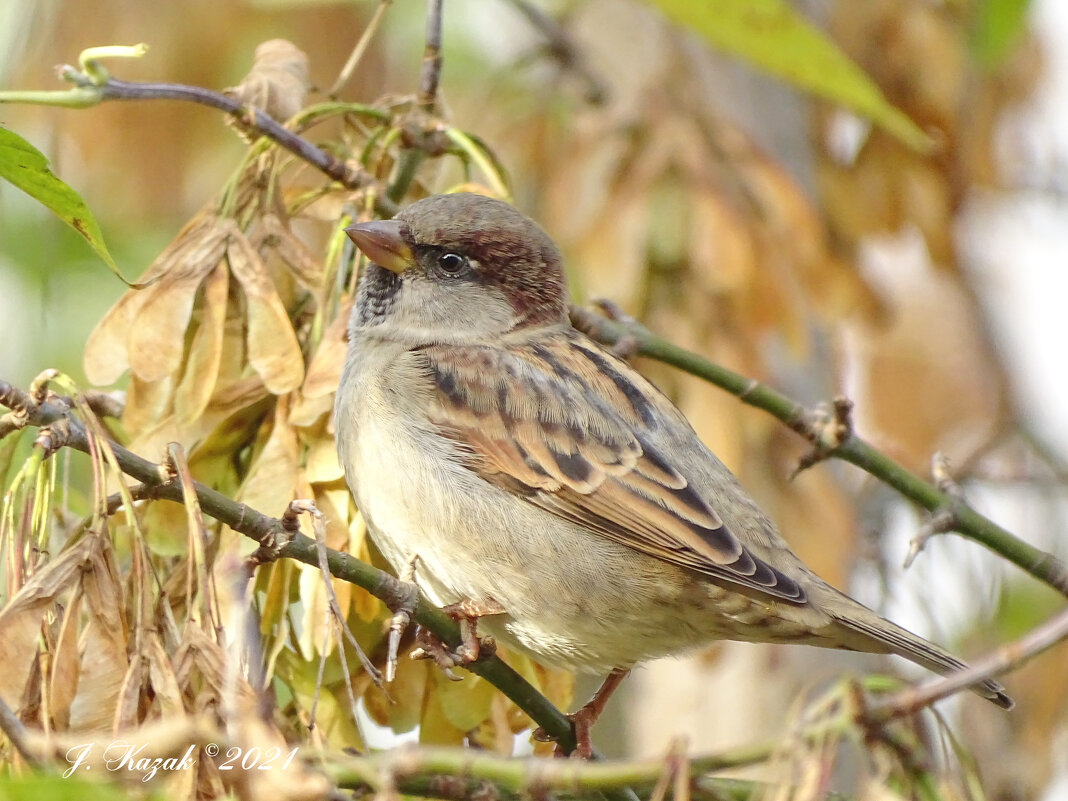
[646,0,932,151]
[0,126,137,284]
[970,0,1032,69]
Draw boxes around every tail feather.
[835,613,1013,710]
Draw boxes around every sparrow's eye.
[438,252,467,274]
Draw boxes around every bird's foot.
[382,557,422,683]
[410,627,466,680]
[532,668,631,759]
[410,597,503,678]
[440,598,503,662]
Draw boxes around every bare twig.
[329,0,393,97]
[0,694,44,769]
[1,67,399,219]
[418,0,444,112]
[904,453,965,568]
[569,303,1068,598]
[504,0,607,105]
[92,78,369,188]
[291,500,382,686]
[792,396,855,477]
[80,389,124,420]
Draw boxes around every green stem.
[325,745,776,801]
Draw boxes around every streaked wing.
[418,332,806,604]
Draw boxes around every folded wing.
[419,334,807,604]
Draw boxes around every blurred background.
[1,1,1067,798]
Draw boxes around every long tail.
[834,611,1013,709]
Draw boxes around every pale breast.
[334,336,835,674]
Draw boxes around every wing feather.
[420,334,806,603]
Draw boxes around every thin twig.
[329,0,393,97]
[504,0,607,104]
[418,0,444,113]
[568,304,1068,599]
[291,499,382,685]
[1,69,399,219]
[0,694,44,768]
[94,78,370,188]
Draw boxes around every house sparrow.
[335,193,1011,754]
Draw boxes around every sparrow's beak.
[344,219,415,274]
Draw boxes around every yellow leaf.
[432,668,497,733]
[305,434,344,484]
[301,296,353,401]
[419,672,467,746]
[363,651,426,734]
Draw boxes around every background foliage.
[0,1,1065,800]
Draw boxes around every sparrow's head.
[345,193,568,340]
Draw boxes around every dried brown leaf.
[123,373,177,442]
[69,539,129,730]
[228,230,305,395]
[847,262,1005,471]
[146,630,185,717]
[687,189,756,299]
[237,401,299,521]
[83,289,144,386]
[127,217,230,383]
[0,535,94,709]
[47,586,83,731]
[175,260,230,426]
[305,435,344,484]
[113,657,145,731]
[224,39,309,124]
[83,214,213,385]
[260,214,324,296]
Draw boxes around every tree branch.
[0,378,577,754]
[0,68,399,219]
[325,743,774,801]
[569,305,1068,599]
[418,0,444,113]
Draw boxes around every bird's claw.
[408,597,503,679]
[531,668,629,759]
[410,629,465,680]
[531,707,596,759]
[384,557,421,682]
